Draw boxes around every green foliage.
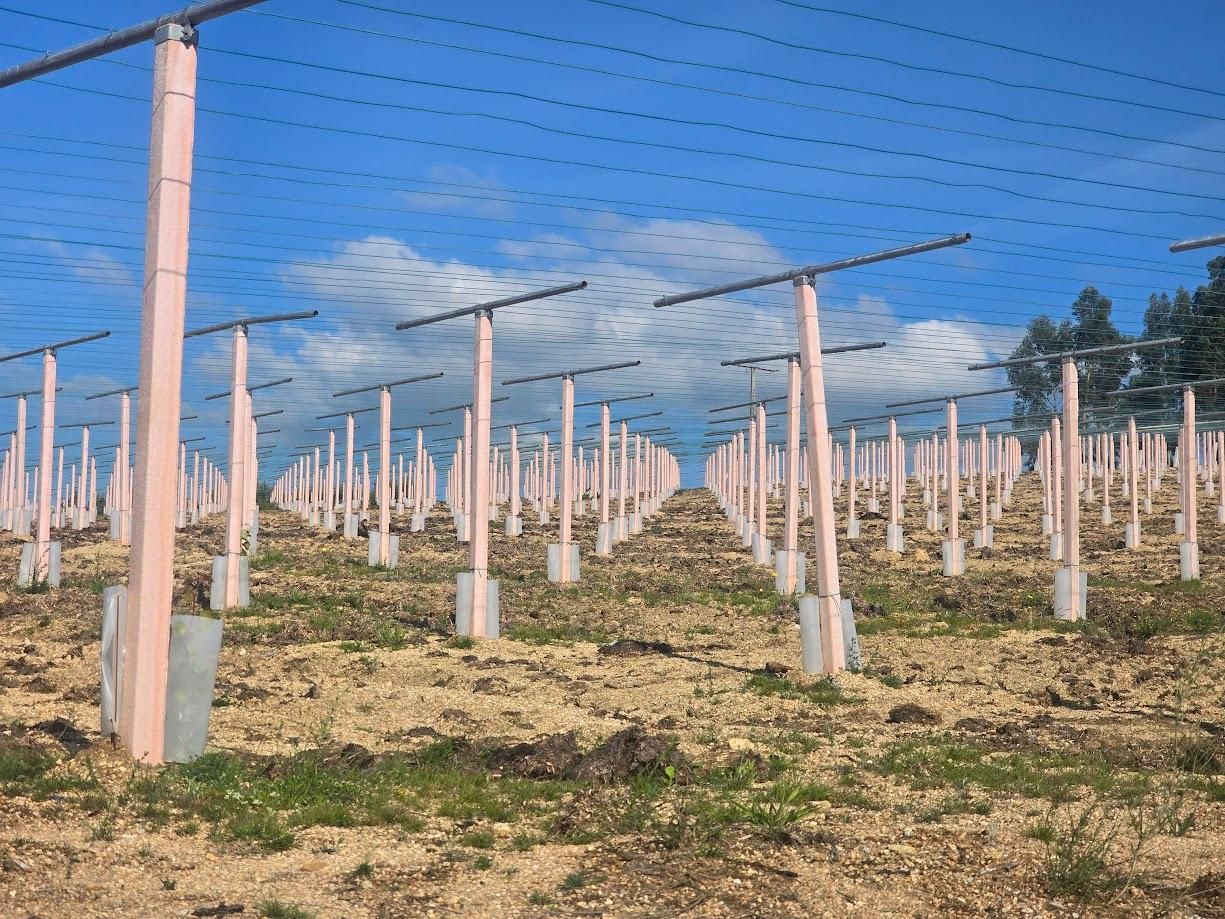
[123,743,568,852]
[257,900,314,919]
[744,673,854,706]
[504,622,609,645]
[871,738,1148,802]
[1006,287,1132,429]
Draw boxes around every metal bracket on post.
[154,22,197,47]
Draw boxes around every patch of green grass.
[915,792,993,823]
[1026,806,1116,900]
[871,738,1149,802]
[504,622,610,645]
[859,666,903,688]
[473,853,494,870]
[446,635,476,650]
[560,870,604,891]
[88,819,116,841]
[0,747,102,801]
[461,829,496,849]
[726,781,823,842]
[1124,608,1222,639]
[508,832,540,851]
[527,892,552,906]
[1172,736,1222,776]
[251,548,288,570]
[745,673,856,706]
[257,899,314,919]
[372,621,409,651]
[123,740,568,851]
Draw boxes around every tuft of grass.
[461,829,496,849]
[744,673,856,706]
[504,622,610,645]
[871,738,1148,802]
[728,782,821,842]
[446,635,476,650]
[560,870,604,891]
[123,742,571,851]
[372,621,409,651]
[257,900,315,919]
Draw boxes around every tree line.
[1006,255,1225,430]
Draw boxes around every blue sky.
[0,0,1222,485]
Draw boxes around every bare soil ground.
[0,474,1222,918]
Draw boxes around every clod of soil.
[487,731,581,778]
[598,639,675,657]
[886,703,941,725]
[567,726,688,783]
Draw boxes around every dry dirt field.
[1,474,1223,918]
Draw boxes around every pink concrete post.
[754,401,768,558]
[14,396,27,532]
[326,429,336,527]
[617,421,628,537]
[176,442,186,529]
[597,402,611,551]
[461,406,473,541]
[557,375,576,581]
[77,424,91,529]
[942,399,964,575]
[975,424,991,548]
[467,308,494,632]
[119,23,197,764]
[778,355,802,592]
[886,418,903,551]
[222,325,248,608]
[33,350,57,577]
[1054,360,1083,619]
[191,448,200,524]
[343,412,356,531]
[1126,417,1140,547]
[510,425,521,524]
[793,277,847,673]
[118,390,132,545]
[54,447,64,529]
[377,386,392,563]
[1181,387,1199,579]
[847,426,859,537]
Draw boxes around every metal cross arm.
[184,310,317,340]
[1170,234,1225,253]
[86,384,138,401]
[58,419,116,428]
[491,418,550,429]
[1108,375,1225,399]
[430,397,508,415]
[968,337,1180,371]
[588,410,663,428]
[393,421,453,431]
[0,0,269,89]
[709,395,786,414]
[317,406,378,420]
[573,392,653,408]
[653,236,970,308]
[0,331,111,364]
[721,341,887,366]
[502,360,641,387]
[885,385,1020,409]
[332,371,444,398]
[204,377,292,401]
[393,281,588,331]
